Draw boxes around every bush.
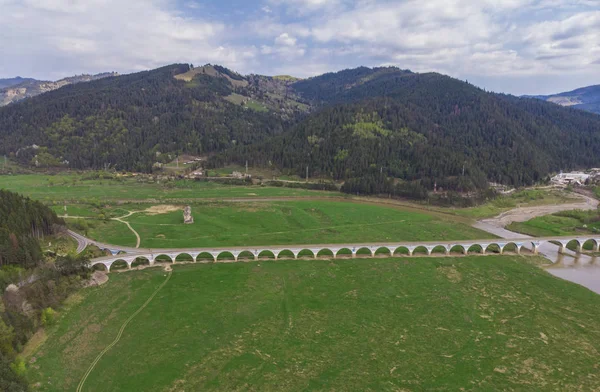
[41,308,56,326]
[9,357,26,377]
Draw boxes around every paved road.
[68,230,139,254]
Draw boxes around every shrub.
[41,307,56,326]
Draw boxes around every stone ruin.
[184,206,194,224]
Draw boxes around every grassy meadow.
[27,256,600,391]
[451,188,577,219]
[507,209,600,237]
[0,173,336,202]
[65,200,494,248]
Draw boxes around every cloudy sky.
[1,0,599,95]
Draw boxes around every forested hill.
[0,64,303,172]
[1,63,600,193]
[212,68,600,193]
[0,189,64,268]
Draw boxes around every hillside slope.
[526,85,600,115]
[0,76,37,89]
[1,64,600,194]
[0,72,118,106]
[212,68,600,193]
[0,64,299,171]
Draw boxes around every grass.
[75,200,494,248]
[0,174,337,202]
[451,189,577,219]
[507,210,600,237]
[27,256,600,391]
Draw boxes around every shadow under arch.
[217,251,235,262]
[131,256,151,268]
[317,248,334,258]
[92,263,108,272]
[355,247,371,256]
[175,253,194,263]
[582,238,598,251]
[197,252,214,262]
[277,249,295,260]
[154,254,174,263]
[412,246,428,256]
[258,250,276,259]
[431,245,448,255]
[393,246,410,256]
[111,259,129,271]
[467,244,484,254]
[238,251,255,261]
[375,247,392,256]
[297,249,316,259]
[502,242,518,254]
[449,245,466,255]
[335,248,352,258]
[485,243,502,254]
[565,239,582,251]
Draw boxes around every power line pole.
[306,165,309,182]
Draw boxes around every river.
[474,193,600,294]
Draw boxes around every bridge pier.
[594,242,600,252]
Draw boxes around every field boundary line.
[76,270,172,392]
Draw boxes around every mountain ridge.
[0,72,119,106]
[524,84,600,115]
[1,63,600,196]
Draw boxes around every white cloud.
[275,33,297,46]
[0,0,599,94]
[0,0,254,78]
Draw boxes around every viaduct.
[86,236,600,272]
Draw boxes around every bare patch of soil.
[144,205,182,215]
[85,271,109,287]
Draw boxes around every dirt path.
[477,192,598,229]
[112,211,141,248]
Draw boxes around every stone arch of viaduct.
[90,236,600,272]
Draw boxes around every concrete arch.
[431,245,448,255]
[110,259,129,271]
[196,252,215,262]
[502,242,519,254]
[485,243,502,254]
[216,251,236,262]
[374,246,392,256]
[393,246,410,256]
[131,256,151,268]
[297,249,316,259]
[237,251,255,261]
[449,245,467,255]
[92,263,109,271]
[335,248,353,258]
[258,250,276,259]
[355,247,372,256]
[565,239,583,253]
[467,244,484,254]
[412,246,429,256]
[154,254,174,263]
[317,248,334,258]
[175,253,195,262]
[582,238,599,252]
[277,249,295,260]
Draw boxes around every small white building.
[551,172,590,185]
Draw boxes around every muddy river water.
[474,193,600,294]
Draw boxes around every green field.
[451,189,577,219]
[70,200,494,248]
[0,174,336,202]
[507,209,600,237]
[27,256,600,391]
